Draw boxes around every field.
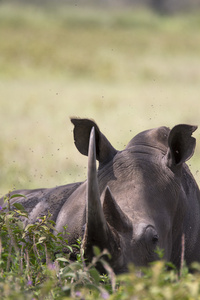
[1,2,200,299]
[1,3,200,195]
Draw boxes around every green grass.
[1,4,200,82]
[0,3,200,195]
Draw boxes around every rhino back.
[1,182,82,225]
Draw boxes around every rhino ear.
[71,118,117,165]
[166,124,197,169]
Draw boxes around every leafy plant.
[2,192,200,299]
[0,192,114,299]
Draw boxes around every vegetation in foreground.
[1,193,200,300]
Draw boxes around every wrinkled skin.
[1,118,200,274]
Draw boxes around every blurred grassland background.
[1,2,200,196]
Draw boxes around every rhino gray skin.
[1,118,200,274]
[0,182,82,225]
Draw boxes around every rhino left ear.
[71,118,117,165]
[166,124,197,169]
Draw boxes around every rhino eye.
[152,234,159,244]
[145,226,159,246]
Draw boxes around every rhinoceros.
[1,118,200,274]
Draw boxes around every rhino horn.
[103,186,132,233]
[82,127,120,260]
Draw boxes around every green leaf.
[93,246,101,256]
[10,194,26,199]
[62,271,76,279]
[66,245,73,253]
[13,203,26,211]
[37,236,46,244]
[72,244,80,249]
[40,225,48,231]
[15,211,28,218]
[47,224,56,231]
[89,267,100,284]
[56,257,69,262]
[24,224,35,231]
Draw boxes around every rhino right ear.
[165,124,197,170]
[71,118,117,166]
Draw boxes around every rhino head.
[70,118,197,274]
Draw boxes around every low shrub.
[1,192,200,299]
